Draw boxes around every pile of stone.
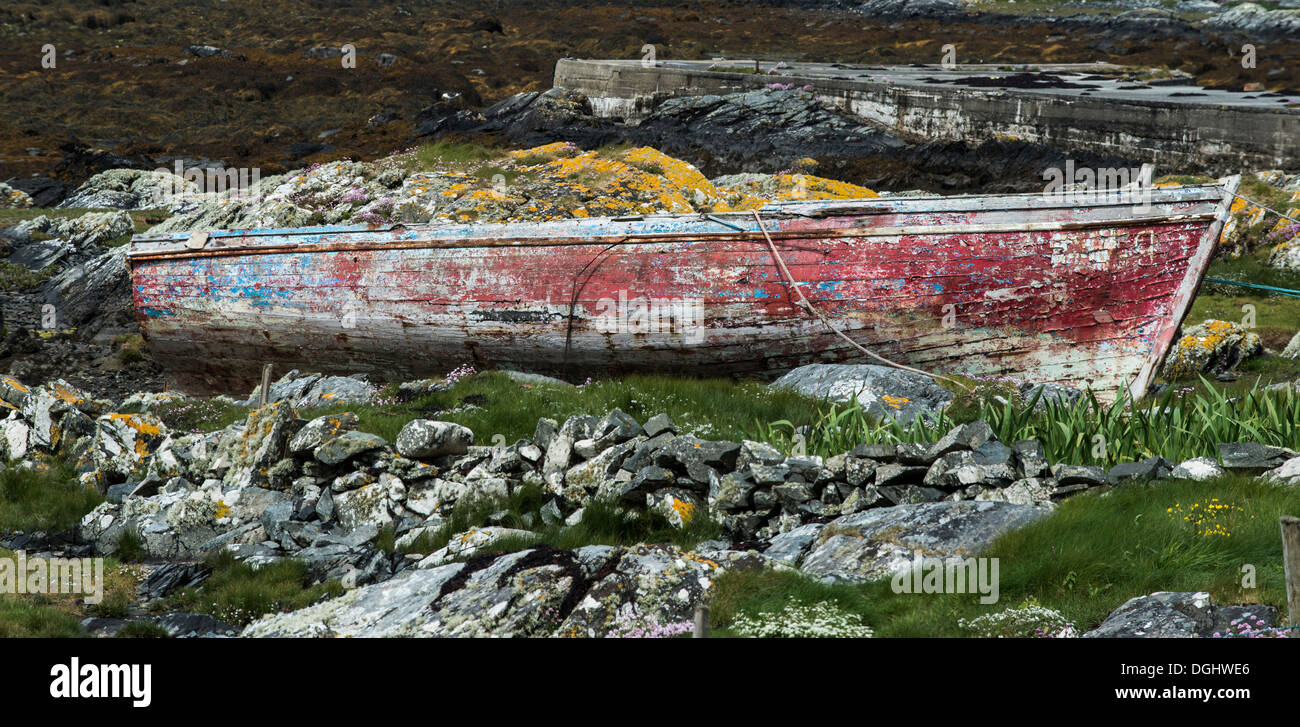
[3,368,1299,638]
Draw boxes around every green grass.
[414,141,506,171]
[115,621,171,638]
[0,259,59,290]
[0,548,142,637]
[0,595,88,637]
[710,475,1300,637]
[0,459,102,533]
[293,371,823,448]
[164,550,343,626]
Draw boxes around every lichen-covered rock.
[217,402,300,488]
[1281,331,1300,359]
[244,542,723,638]
[57,169,199,210]
[288,412,359,455]
[314,431,387,466]
[395,419,473,459]
[92,413,170,481]
[771,363,953,423]
[1161,320,1262,380]
[799,500,1051,583]
[1082,591,1277,638]
[0,181,32,208]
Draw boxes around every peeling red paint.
[128,180,1239,399]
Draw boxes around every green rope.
[1203,278,1300,298]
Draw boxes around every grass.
[0,259,59,290]
[0,459,102,533]
[755,378,1300,468]
[709,474,1300,637]
[302,371,823,447]
[163,549,344,626]
[413,141,506,171]
[0,547,142,637]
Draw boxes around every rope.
[1230,191,1300,228]
[1204,278,1300,298]
[749,210,972,392]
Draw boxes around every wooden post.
[754,59,760,74]
[1282,516,1300,627]
[258,363,273,407]
[693,604,709,638]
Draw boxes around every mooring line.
[749,209,973,392]
[1229,191,1300,227]
[1204,278,1300,298]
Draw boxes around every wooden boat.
[127,176,1240,400]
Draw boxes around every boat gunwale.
[127,182,1231,249]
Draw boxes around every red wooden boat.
[127,176,1240,400]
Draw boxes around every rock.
[923,451,985,490]
[799,500,1051,583]
[1281,331,1300,360]
[41,246,132,330]
[645,488,702,528]
[877,484,946,505]
[770,364,953,423]
[4,177,69,207]
[1170,456,1226,481]
[1263,456,1300,485]
[140,562,211,600]
[244,543,719,638]
[1011,440,1050,478]
[92,413,170,482]
[653,435,740,474]
[156,613,239,638]
[394,419,473,459]
[1050,463,1107,487]
[314,431,388,465]
[763,523,825,566]
[58,169,197,210]
[1082,591,1277,638]
[1107,456,1173,485]
[873,463,927,487]
[218,402,300,488]
[500,370,574,388]
[642,413,676,438]
[1161,320,1262,380]
[1217,442,1297,473]
[15,210,133,247]
[927,420,996,459]
[288,413,359,454]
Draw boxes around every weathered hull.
[128,179,1239,399]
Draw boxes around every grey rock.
[1051,463,1108,487]
[1107,456,1173,485]
[763,523,826,566]
[289,413,359,455]
[770,363,954,423]
[394,419,473,459]
[1079,592,1278,638]
[800,500,1051,583]
[315,431,388,465]
[642,413,677,438]
[1217,442,1297,473]
[1170,456,1226,481]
